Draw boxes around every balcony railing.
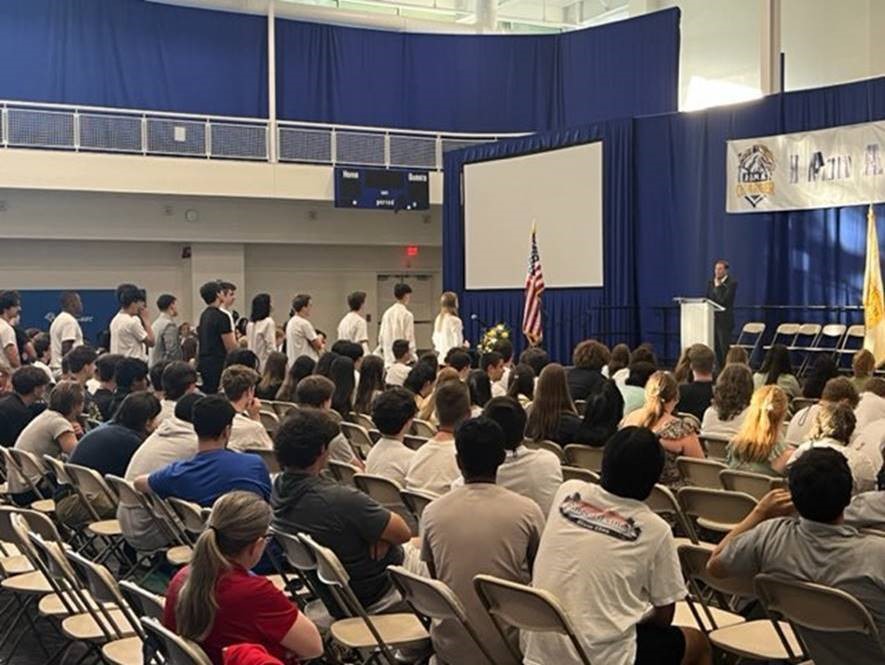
[0,100,522,171]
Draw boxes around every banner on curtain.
[726,121,885,213]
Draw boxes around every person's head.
[32,333,51,363]
[802,355,839,399]
[274,408,340,471]
[601,427,664,500]
[493,340,514,366]
[506,363,535,401]
[149,360,170,394]
[313,351,337,379]
[810,401,856,444]
[259,351,288,391]
[418,352,439,375]
[0,290,21,320]
[820,376,860,408]
[760,344,793,384]
[224,348,259,371]
[688,344,715,379]
[789,448,852,523]
[712,363,754,421]
[118,284,145,313]
[175,491,273,642]
[329,356,356,416]
[48,381,85,419]
[295,375,335,409]
[519,347,550,377]
[115,358,149,392]
[292,294,312,317]
[219,281,237,309]
[438,291,458,316]
[65,346,97,382]
[113,391,162,435]
[730,385,789,463]
[573,340,611,371]
[394,283,412,304]
[162,361,198,401]
[714,259,729,280]
[192,395,235,444]
[725,345,749,366]
[174,392,202,424]
[580,380,625,444]
[60,291,83,317]
[480,351,505,382]
[853,349,876,379]
[455,416,505,481]
[608,344,631,375]
[181,336,198,364]
[330,340,364,365]
[625,361,657,388]
[199,281,223,306]
[157,294,178,317]
[347,291,367,313]
[404,364,436,399]
[639,371,679,428]
[434,380,471,430]
[631,344,658,367]
[249,293,271,322]
[864,377,885,397]
[483,396,527,451]
[221,365,260,405]
[372,387,417,437]
[467,369,492,409]
[445,350,471,379]
[11,366,50,402]
[392,339,412,364]
[278,355,316,402]
[355,355,385,414]
[525,363,576,441]
[95,353,123,387]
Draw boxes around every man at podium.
[705,259,737,368]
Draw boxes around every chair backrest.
[403,434,428,451]
[644,484,698,542]
[0,504,62,544]
[699,435,730,461]
[561,466,600,483]
[166,497,207,536]
[272,401,298,418]
[243,447,281,474]
[353,473,404,505]
[473,574,592,665]
[741,322,765,335]
[8,448,48,496]
[67,548,144,640]
[400,488,438,522]
[270,527,318,572]
[844,324,866,341]
[795,323,822,340]
[259,410,280,435]
[820,323,847,341]
[563,444,602,471]
[141,617,213,665]
[340,422,373,459]
[0,447,29,491]
[677,487,758,533]
[351,412,375,431]
[791,397,818,413]
[527,440,564,462]
[676,456,728,489]
[678,543,756,597]
[411,419,437,438]
[41,454,73,485]
[66,462,118,508]
[327,460,359,486]
[119,580,165,622]
[719,469,780,500]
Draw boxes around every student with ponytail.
[725,385,792,477]
[164,491,322,665]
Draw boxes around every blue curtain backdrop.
[444,76,885,362]
[275,10,679,132]
[0,0,267,117]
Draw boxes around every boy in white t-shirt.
[109,285,155,361]
[285,294,323,366]
[523,427,711,665]
[385,339,413,387]
[337,291,370,354]
[0,290,22,370]
[50,291,84,377]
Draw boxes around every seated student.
[165,491,323,665]
[295,375,362,469]
[0,366,49,446]
[573,379,625,447]
[134,395,271,507]
[91,353,123,421]
[365,388,417,486]
[444,349,472,382]
[525,364,582,446]
[149,360,170,403]
[785,377,859,446]
[524,427,711,665]
[157,360,198,423]
[567,340,610,401]
[492,339,514,395]
[276,355,316,404]
[329,355,356,418]
[851,349,876,394]
[708,448,885,665]
[405,381,471,495]
[271,409,413,614]
[106,357,149,421]
[256,351,287,401]
[354,355,385,416]
[701,364,753,440]
[753,344,801,398]
[403,363,436,412]
[64,346,100,421]
[519,347,550,380]
[224,348,260,371]
[221,365,273,453]
[676,344,716,423]
[845,489,885,530]
[802,356,840,400]
[789,402,878,494]
[421,417,545,665]
[467,369,492,415]
[620,361,657,417]
[30,333,54,383]
[854,377,885,431]
[506,363,535,408]
[607,343,631,385]
[385,340,413,387]
[481,352,507,398]
[726,385,792,477]
[417,367,461,425]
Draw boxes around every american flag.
[522,224,545,344]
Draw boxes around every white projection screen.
[463,142,603,290]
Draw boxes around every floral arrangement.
[478,322,512,354]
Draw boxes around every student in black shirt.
[106,358,149,421]
[567,340,610,401]
[677,344,716,423]
[197,281,236,395]
[0,367,49,446]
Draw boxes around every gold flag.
[863,204,885,366]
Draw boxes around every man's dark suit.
[705,275,737,368]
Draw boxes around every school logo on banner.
[735,144,776,208]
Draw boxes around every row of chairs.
[734,321,864,374]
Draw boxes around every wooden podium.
[673,297,724,352]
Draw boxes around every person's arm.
[279,612,323,661]
[263,319,276,354]
[3,341,20,369]
[57,430,78,454]
[678,433,705,458]
[405,311,416,353]
[61,340,75,357]
[133,474,152,494]
[221,331,237,352]
[643,604,676,627]
[138,308,156,348]
[769,446,795,475]
[369,511,411,560]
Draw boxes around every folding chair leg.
[0,595,31,654]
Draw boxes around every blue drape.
[276,10,679,132]
[0,0,267,117]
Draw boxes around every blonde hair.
[638,371,679,428]
[810,402,856,444]
[175,492,271,641]
[730,385,788,463]
[434,292,459,332]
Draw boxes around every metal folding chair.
[733,322,766,367]
[563,444,603,471]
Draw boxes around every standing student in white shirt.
[285,294,323,366]
[0,291,22,370]
[431,292,464,361]
[50,291,84,377]
[109,285,155,361]
[246,293,276,371]
[337,291,370,354]
[378,283,415,368]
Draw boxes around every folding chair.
[353,474,416,534]
[797,323,845,377]
[119,580,165,621]
[719,469,783,500]
[341,422,375,461]
[678,544,805,662]
[755,573,885,664]
[259,410,280,435]
[837,324,866,371]
[351,412,376,431]
[272,401,298,418]
[5,448,55,513]
[473,574,592,665]
[388,565,505,665]
[403,435,427,451]
[141,616,213,665]
[268,527,324,613]
[561,466,599,483]
[677,487,757,534]
[563,444,603,471]
[526,440,564,462]
[788,323,822,376]
[368,429,383,444]
[64,463,128,566]
[244,447,281,474]
[676,456,728,489]
[166,497,207,543]
[644,484,699,544]
[400,488,438,524]
[763,323,801,352]
[733,321,766,367]
[699,434,730,461]
[411,419,437,439]
[298,533,429,665]
[328,460,360,486]
[791,397,818,413]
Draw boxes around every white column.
[268,0,278,164]
[475,0,497,33]
[189,243,246,325]
[760,0,782,94]
[627,0,662,16]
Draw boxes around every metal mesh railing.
[211,122,267,160]
[278,126,332,163]
[7,108,75,149]
[335,130,386,166]
[390,134,437,169]
[146,118,206,156]
[79,113,142,153]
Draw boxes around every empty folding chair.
[328,460,360,486]
[340,422,374,461]
[526,440,564,462]
[244,447,281,474]
[388,565,505,665]
[719,469,783,501]
[676,456,728,489]
[561,466,599,483]
[141,616,213,665]
[836,324,866,371]
[699,434,730,461]
[677,486,757,535]
[400,488,438,524]
[411,419,437,439]
[644,484,699,544]
[259,410,280,436]
[563,444,602,471]
[473,574,592,665]
[788,323,822,376]
[403,434,427,451]
[733,322,766,367]
[763,323,801,352]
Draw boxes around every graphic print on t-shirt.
[559,492,642,542]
